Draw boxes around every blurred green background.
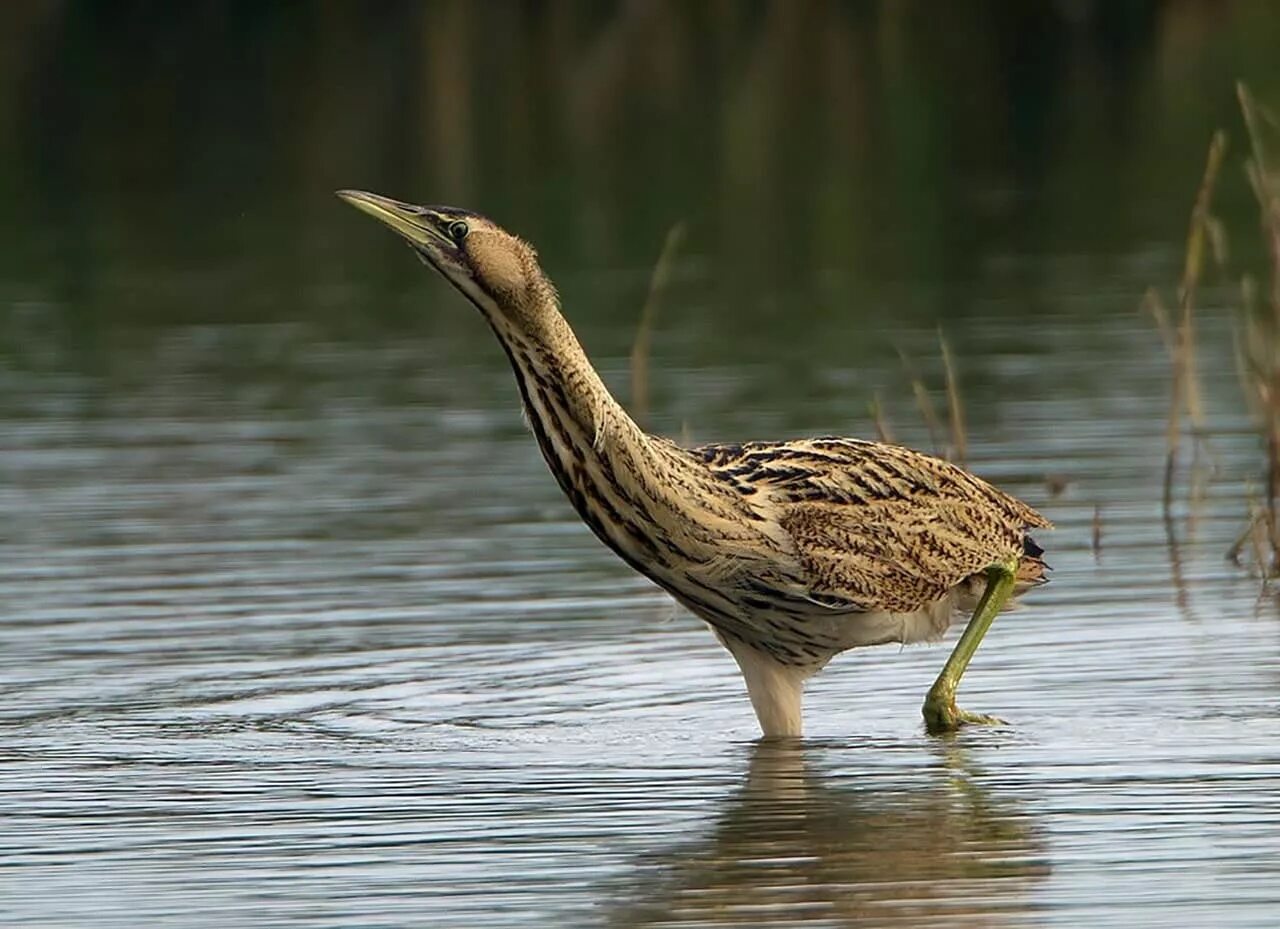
[1,1,1278,401]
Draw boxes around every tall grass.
[1229,84,1280,575]
[1149,131,1226,513]
[630,223,686,428]
[1141,86,1280,577]
[895,333,967,463]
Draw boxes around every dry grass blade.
[1231,304,1258,423]
[897,347,945,457]
[630,222,687,427]
[939,329,967,466]
[869,391,895,445]
[1141,287,1174,354]
[1227,505,1264,566]
[1239,83,1280,319]
[1235,83,1280,574]
[1163,130,1227,512]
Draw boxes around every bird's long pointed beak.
[336,189,448,249]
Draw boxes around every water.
[4,5,1280,927]
[4,303,1279,927]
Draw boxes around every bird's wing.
[694,437,1050,614]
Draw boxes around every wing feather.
[694,437,1050,614]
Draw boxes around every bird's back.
[693,437,1050,617]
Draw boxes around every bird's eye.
[447,220,469,243]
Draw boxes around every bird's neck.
[490,302,729,574]
[496,308,641,455]
[491,298,779,637]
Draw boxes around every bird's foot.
[922,692,1006,735]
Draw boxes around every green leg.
[922,559,1017,735]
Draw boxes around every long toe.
[956,709,1007,727]
[923,698,1007,734]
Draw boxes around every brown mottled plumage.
[697,438,1048,612]
[338,191,1052,738]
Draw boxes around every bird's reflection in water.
[607,740,1048,927]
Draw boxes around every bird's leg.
[721,636,808,738]
[922,559,1017,735]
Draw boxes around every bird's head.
[337,189,554,329]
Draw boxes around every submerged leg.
[923,559,1017,735]
[720,636,810,739]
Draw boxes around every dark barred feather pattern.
[508,341,1053,667]
[342,191,1054,735]
[694,437,1051,615]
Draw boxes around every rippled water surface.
[4,300,1280,927]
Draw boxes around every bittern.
[338,190,1051,738]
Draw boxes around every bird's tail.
[1015,532,1050,593]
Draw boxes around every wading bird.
[339,190,1050,738]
